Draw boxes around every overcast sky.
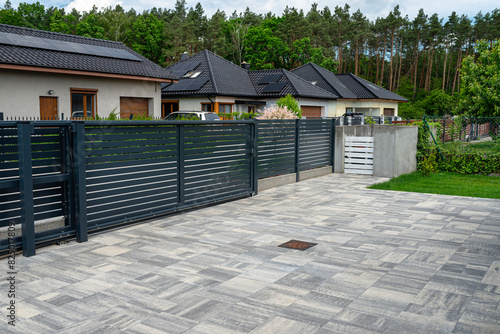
[7,0,499,22]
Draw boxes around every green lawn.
[467,141,500,153]
[442,140,500,154]
[368,172,500,199]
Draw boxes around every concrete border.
[258,166,332,192]
[0,217,65,240]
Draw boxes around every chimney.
[241,62,251,71]
[181,51,189,61]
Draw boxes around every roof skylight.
[183,71,202,78]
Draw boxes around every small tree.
[458,40,500,117]
[422,89,455,116]
[276,94,301,118]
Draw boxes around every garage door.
[120,97,149,119]
[383,108,394,116]
[301,106,322,118]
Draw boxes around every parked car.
[164,111,221,121]
[72,111,92,118]
[343,112,364,117]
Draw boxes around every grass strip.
[368,171,500,199]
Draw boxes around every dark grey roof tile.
[344,74,409,102]
[163,50,335,100]
[291,63,408,102]
[291,63,355,98]
[0,23,175,80]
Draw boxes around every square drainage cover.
[278,240,317,251]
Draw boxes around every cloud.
[64,0,122,13]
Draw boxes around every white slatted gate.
[344,136,374,175]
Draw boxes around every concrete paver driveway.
[2,174,500,333]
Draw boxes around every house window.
[71,88,97,118]
[201,103,212,111]
[219,103,233,113]
[162,100,179,118]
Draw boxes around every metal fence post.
[442,118,446,143]
[331,119,335,173]
[177,124,185,206]
[17,121,35,257]
[62,125,73,233]
[72,121,87,243]
[295,119,301,182]
[251,120,259,195]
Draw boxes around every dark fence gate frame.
[1,119,335,257]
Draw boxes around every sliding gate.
[85,121,255,230]
[0,120,256,256]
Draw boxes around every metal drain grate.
[278,240,317,251]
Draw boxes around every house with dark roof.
[291,63,408,117]
[161,50,337,118]
[0,23,175,120]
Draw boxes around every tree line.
[1,1,499,117]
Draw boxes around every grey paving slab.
[1,173,500,333]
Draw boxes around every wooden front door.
[40,97,58,120]
[120,97,149,119]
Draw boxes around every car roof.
[171,111,216,114]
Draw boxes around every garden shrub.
[276,94,301,118]
[412,119,500,174]
[256,105,299,119]
[419,153,438,176]
[438,151,500,174]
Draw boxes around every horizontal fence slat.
[88,188,178,211]
[85,151,177,164]
[87,179,178,200]
[85,138,178,149]
[345,147,374,153]
[86,174,178,192]
[345,164,374,170]
[345,158,373,164]
[345,169,373,175]
[85,156,178,171]
[345,136,374,142]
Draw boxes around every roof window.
[183,71,202,78]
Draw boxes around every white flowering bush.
[256,106,299,119]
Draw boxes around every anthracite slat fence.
[0,119,335,256]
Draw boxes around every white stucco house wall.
[0,23,175,120]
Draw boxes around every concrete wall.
[0,69,161,119]
[335,125,418,178]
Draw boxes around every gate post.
[177,124,185,206]
[251,120,259,196]
[331,119,335,173]
[72,121,87,243]
[295,119,301,182]
[17,121,35,257]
